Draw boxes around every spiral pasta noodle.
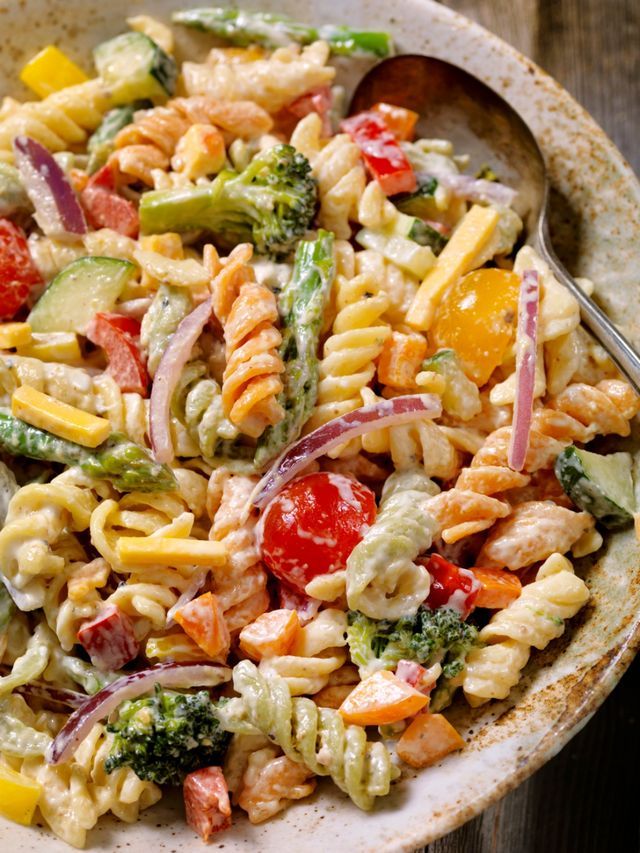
[237,746,316,823]
[463,553,589,705]
[218,660,400,811]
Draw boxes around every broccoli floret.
[347,606,479,679]
[105,686,230,785]
[139,143,317,257]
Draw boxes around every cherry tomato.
[421,553,479,618]
[260,472,376,592]
[0,218,42,320]
[80,163,139,238]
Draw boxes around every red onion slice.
[508,269,540,471]
[252,394,441,509]
[150,298,212,463]
[416,169,517,207]
[13,136,87,239]
[46,661,230,766]
[0,668,86,710]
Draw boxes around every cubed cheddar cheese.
[405,204,500,331]
[19,45,89,98]
[396,712,465,768]
[146,632,211,662]
[0,322,32,350]
[11,384,111,447]
[339,670,429,726]
[17,331,82,363]
[239,609,300,660]
[117,536,227,567]
[0,765,42,826]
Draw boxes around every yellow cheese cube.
[0,765,42,826]
[0,322,32,350]
[405,205,500,331]
[146,633,210,662]
[17,332,82,363]
[117,536,227,567]
[11,385,111,448]
[20,45,89,98]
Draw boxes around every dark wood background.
[425,2,639,851]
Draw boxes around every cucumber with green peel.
[554,446,635,528]
[355,227,435,279]
[0,163,32,219]
[87,101,152,173]
[393,175,440,221]
[387,209,448,255]
[94,32,177,104]
[422,349,481,421]
[28,257,137,334]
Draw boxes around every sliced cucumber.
[355,227,435,279]
[87,101,152,173]
[94,32,177,104]
[0,162,32,218]
[422,348,481,420]
[28,257,137,334]
[387,209,448,255]
[555,446,635,528]
[393,175,439,221]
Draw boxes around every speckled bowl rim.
[0,1,639,850]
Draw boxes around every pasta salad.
[0,7,638,846]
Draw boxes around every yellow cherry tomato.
[431,268,520,385]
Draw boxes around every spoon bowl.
[350,54,640,391]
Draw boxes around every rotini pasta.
[237,746,316,823]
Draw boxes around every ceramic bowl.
[1,1,639,850]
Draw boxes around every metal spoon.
[349,55,640,392]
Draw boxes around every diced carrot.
[174,592,230,659]
[238,608,301,661]
[339,670,429,726]
[377,331,428,389]
[396,712,465,769]
[472,567,522,609]
[370,102,419,141]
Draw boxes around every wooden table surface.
[425,2,640,851]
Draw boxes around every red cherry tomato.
[0,218,42,320]
[260,472,376,592]
[420,553,479,619]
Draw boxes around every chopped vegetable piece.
[87,101,152,173]
[370,102,419,141]
[393,175,440,221]
[0,219,42,321]
[396,711,465,768]
[80,163,140,237]
[421,554,479,618]
[339,669,429,725]
[508,269,540,471]
[472,567,522,609]
[86,312,149,395]
[260,472,376,592]
[0,322,31,349]
[555,446,635,528]
[431,268,520,385]
[173,8,394,57]
[174,592,230,659]
[239,609,301,660]
[28,256,137,334]
[117,537,227,567]
[377,330,427,388]
[17,331,81,363]
[11,385,112,448]
[184,766,232,841]
[0,764,42,826]
[395,660,437,694]
[406,204,500,330]
[355,227,436,278]
[77,605,139,671]
[19,45,88,98]
[284,86,332,136]
[93,31,178,104]
[0,163,32,220]
[421,349,481,420]
[341,111,417,195]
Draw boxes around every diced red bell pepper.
[420,554,480,619]
[85,312,149,395]
[0,218,42,320]
[277,580,321,626]
[395,660,437,695]
[80,163,139,238]
[184,767,232,841]
[370,102,419,141]
[286,85,333,136]
[340,111,417,195]
[77,605,139,671]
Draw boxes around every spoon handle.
[536,224,640,395]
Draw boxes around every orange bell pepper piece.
[396,712,465,768]
[377,330,428,388]
[472,567,522,609]
[339,670,429,726]
[370,102,419,141]
[174,592,230,659]
[239,608,300,661]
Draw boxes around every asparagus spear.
[255,230,335,468]
[0,412,176,493]
[172,7,394,58]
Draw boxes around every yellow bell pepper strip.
[0,765,42,826]
[19,45,89,98]
[11,384,112,448]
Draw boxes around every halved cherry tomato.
[340,111,417,195]
[472,566,522,609]
[420,553,479,618]
[80,163,139,237]
[85,312,149,395]
[0,219,42,320]
[260,472,376,592]
[370,102,419,141]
